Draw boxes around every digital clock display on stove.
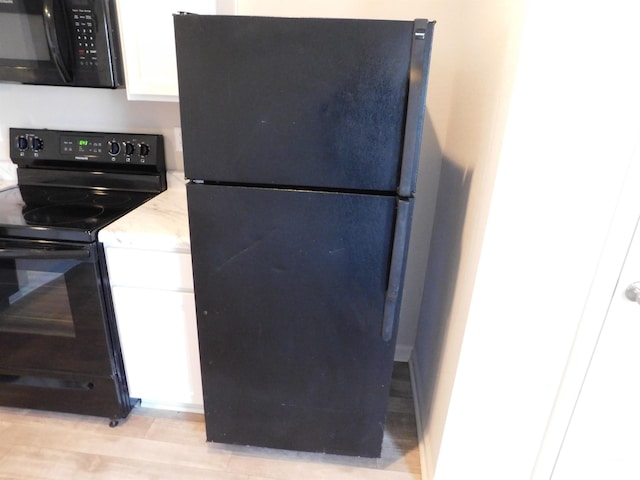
[60,135,103,155]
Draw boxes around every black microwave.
[0,0,123,88]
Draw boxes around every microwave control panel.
[71,8,98,69]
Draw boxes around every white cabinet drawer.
[105,248,194,291]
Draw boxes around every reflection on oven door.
[0,258,78,338]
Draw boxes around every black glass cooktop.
[0,185,156,243]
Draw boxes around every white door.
[551,215,640,479]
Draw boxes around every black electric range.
[0,128,166,242]
[0,128,166,425]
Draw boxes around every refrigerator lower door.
[187,183,408,457]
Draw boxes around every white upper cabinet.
[116,0,235,101]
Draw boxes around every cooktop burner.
[24,204,105,226]
[0,185,156,242]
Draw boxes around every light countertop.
[99,171,191,252]
[0,180,15,191]
[0,163,17,191]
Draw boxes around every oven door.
[0,238,115,375]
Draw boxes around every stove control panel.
[10,129,165,169]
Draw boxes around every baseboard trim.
[139,400,205,415]
[409,351,435,480]
[394,344,413,362]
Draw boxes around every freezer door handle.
[382,199,413,342]
[397,19,435,198]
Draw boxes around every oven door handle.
[0,248,91,260]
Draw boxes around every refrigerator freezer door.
[187,183,409,457]
[174,15,413,193]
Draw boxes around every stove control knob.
[16,136,28,151]
[30,136,43,151]
[108,140,120,156]
[139,143,150,157]
[124,142,135,156]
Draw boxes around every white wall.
[0,84,183,173]
[411,0,525,476]
[417,0,640,479]
[237,0,424,20]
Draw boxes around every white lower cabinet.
[105,247,203,412]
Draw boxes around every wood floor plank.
[0,420,232,473]
[226,452,418,480]
[0,420,10,434]
[0,421,76,451]
[53,430,232,472]
[143,415,207,446]
[0,445,248,480]
[0,446,93,480]
[0,444,11,465]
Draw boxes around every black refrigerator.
[174,14,434,458]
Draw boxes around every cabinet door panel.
[105,248,193,290]
[112,287,202,409]
[116,0,217,101]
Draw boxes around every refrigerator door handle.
[381,199,413,342]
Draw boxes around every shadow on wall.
[413,142,473,432]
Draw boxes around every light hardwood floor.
[0,363,420,479]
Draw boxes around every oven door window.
[0,257,77,338]
[0,240,114,375]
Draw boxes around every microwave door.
[0,0,72,86]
